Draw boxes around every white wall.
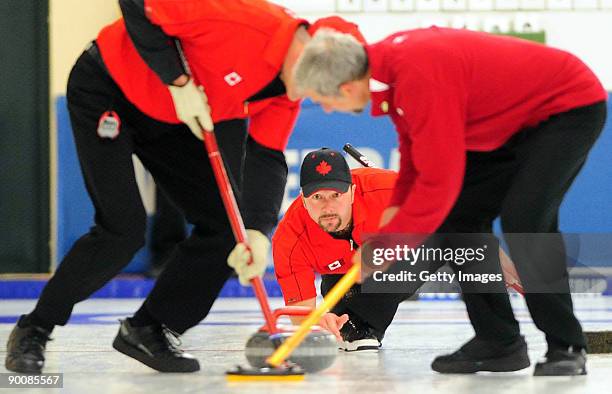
[50,0,120,96]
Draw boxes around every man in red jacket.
[275,148,522,352]
[274,148,422,351]
[292,28,607,376]
[5,0,364,374]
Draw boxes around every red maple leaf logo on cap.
[316,160,332,175]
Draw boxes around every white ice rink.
[1,296,611,394]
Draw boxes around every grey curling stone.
[245,330,338,373]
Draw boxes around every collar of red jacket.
[366,43,393,118]
[308,16,366,44]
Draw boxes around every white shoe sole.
[340,338,381,352]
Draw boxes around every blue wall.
[56,96,612,272]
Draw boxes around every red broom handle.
[201,128,279,334]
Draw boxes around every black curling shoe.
[112,319,200,373]
[432,335,530,374]
[534,347,587,376]
[5,315,52,374]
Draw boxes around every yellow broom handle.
[266,264,361,367]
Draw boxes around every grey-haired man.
[290,27,607,376]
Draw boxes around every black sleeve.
[119,0,185,84]
[242,136,288,237]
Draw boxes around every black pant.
[150,186,187,269]
[320,274,415,339]
[438,101,607,349]
[33,49,247,333]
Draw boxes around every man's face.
[303,187,355,233]
[303,80,370,114]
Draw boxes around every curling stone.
[245,326,338,373]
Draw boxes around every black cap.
[300,148,352,197]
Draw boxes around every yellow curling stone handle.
[266,263,360,368]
